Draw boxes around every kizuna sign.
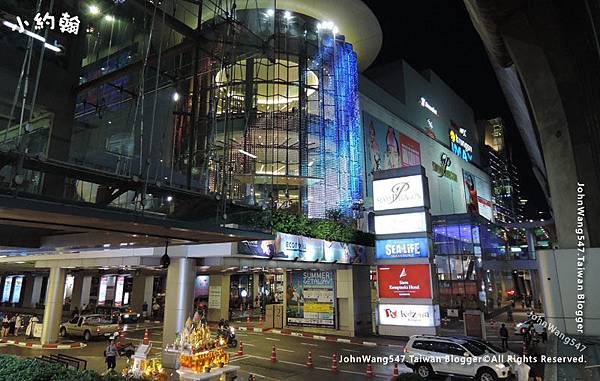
[378,304,440,327]
[378,264,432,299]
[376,238,429,259]
[373,175,425,211]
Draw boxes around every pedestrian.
[516,361,531,381]
[104,338,118,371]
[8,315,16,335]
[152,300,160,320]
[511,299,516,308]
[72,307,79,318]
[14,314,22,336]
[528,364,543,381]
[499,323,509,351]
[142,301,148,318]
[27,314,39,338]
[541,327,547,343]
[1,316,9,337]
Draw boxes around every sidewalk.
[0,336,86,349]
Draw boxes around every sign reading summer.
[373,175,425,211]
[376,238,429,259]
[286,270,336,328]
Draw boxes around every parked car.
[514,316,545,335]
[452,336,520,374]
[403,334,511,381]
[95,305,141,324]
[59,315,119,341]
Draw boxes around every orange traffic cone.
[247,316,251,325]
[366,363,374,378]
[393,362,399,377]
[306,351,313,368]
[143,329,149,345]
[271,345,277,362]
[259,315,264,325]
[237,341,244,356]
[119,330,126,345]
[331,353,338,373]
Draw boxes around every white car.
[514,317,545,335]
[403,335,511,381]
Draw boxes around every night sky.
[362,0,549,218]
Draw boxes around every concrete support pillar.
[162,258,195,346]
[41,266,67,344]
[207,274,230,322]
[70,274,85,311]
[80,276,92,307]
[526,228,536,259]
[21,274,35,307]
[252,273,260,308]
[30,276,44,308]
[131,275,155,314]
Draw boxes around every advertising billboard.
[378,304,440,327]
[374,212,428,235]
[364,113,422,201]
[286,270,336,328]
[376,238,429,259]
[373,175,425,211]
[10,276,23,304]
[463,169,493,222]
[239,233,366,264]
[377,264,432,299]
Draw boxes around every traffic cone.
[271,345,277,362]
[306,351,313,368]
[393,362,399,377]
[237,341,244,356]
[143,329,149,345]
[330,353,338,373]
[366,363,374,378]
[259,315,264,325]
[247,316,251,325]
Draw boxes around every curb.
[235,325,388,347]
[0,339,87,350]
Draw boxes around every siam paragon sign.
[373,175,425,211]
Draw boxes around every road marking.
[337,338,351,343]
[301,342,318,347]
[342,348,360,353]
[129,338,163,344]
[242,342,256,347]
[244,354,388,378]
[277,348,294,353]
[265,337,280,341]
[313,335,326,340]
[319,355,331,360]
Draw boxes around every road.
[0,312,542,380]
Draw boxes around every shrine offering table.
[177,365,240,381]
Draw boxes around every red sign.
[378,264,432,299]
[399,133,421,167]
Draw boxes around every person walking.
[14,314,22,336]
[27,314,39,338]
[152,301,160,320]
[1,316,9,337]
[104,339,118,371]
[72,307,79,318]
[8,315,16,335]
[499,323,509,351]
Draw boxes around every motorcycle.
[217,321,237,348]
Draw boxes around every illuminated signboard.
[114,275,125,307]
[449,129,473,162]
[286,270,336,328]
[378,264,432,299]
[374,212,428,235]
[11,276,23,304]
[419,97,438,116]
[376,238,429,259]
[2,277,13,303]
[378,303,440,327]
[463,169,494,222]
[98,275,108,306]
[373,175,425,211]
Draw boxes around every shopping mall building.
[0,0,540,343]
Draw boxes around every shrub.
[0,354,140,381]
